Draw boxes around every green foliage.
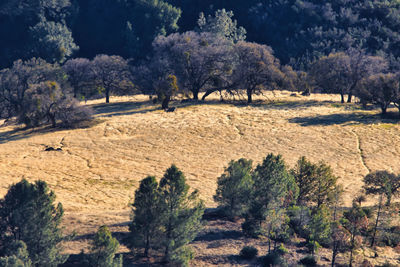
[291,156,338,208]
[30,19,78,63]
[128,166,204,266]
[0,241,32,267]
[126,0,182,58]
[381,225,400,247]
[261,251,287,267]
[239,246,258,260]
[158,165,205,265]
[129,176,161,257]
[307,205,332,253]
[287,205,311,237]
[276,244,288,255]
[214,158,253,219]
[243,154,298,237]
[0,179,68,267]
[299,255,317,266]
[86,225,122,267]
[197,9,246,42]
[158,74,179,109]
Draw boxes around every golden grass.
[0,91,399,264]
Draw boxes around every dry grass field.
[1,91,400,265]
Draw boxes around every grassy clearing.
[0,91,399,264]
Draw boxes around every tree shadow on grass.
[194,229,243,242]
[289,111,400,126]
[91,100,161,117]
[0,119,102,144]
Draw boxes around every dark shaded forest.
[1,0,400,68]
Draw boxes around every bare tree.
[62,58,92,98]
[152,31,233,100]
[310,50,387,103]
[231,41,284,104]
[356,73,400,115]
[91,55,132,103]
[0,58,64,120]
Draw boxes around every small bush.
[239,246,258,260]
[19,81,93,128]
[261,252,287,267]
[276,244,288,255]
[299,255,317,266]
[381,226,400,247]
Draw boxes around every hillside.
[1,91,400,265]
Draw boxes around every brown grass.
[1,91,399,265]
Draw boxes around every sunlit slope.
[1,92,400,250]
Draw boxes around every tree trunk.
[331,247,337,267]
[347,92,353,103]
[105,88,110,103]
[49,114,56,128]
[247,89,253,104]
[340,93,345,103]
[162,95,170,109]
[381,105,387,115]
[349,248,353,267]
[201,89,216,101]
[371,195,382,247]
[192,89,199,100]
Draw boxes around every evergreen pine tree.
[0,179,68,267]
[307,205,332,255]
[129,176,162,257]
[243,154,298,237]
[86,225,122,267]
[291,157,338,207]
[158,165,205,266]
[214,158,253,219]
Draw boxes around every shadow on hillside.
[91,100,161,117]
[0,119,102,144]
[61,252,162,267]
[289,111,400,126]
[249,99,333,110]
[194,229,242,242]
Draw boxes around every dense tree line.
[1,158,399,266]
[2,1,400,127]
[1,0,400,67]
[214,155,400,267]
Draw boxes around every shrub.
[299,255,317,266]
[0,240,32,267]
[381,226,400,247]
[287,205,311,238]
[261,252,287,267]
[86,225,122,267]
[276,244,288,255]
[0,58,93,128]
[239,246,258,260]
[20,81,93,128]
